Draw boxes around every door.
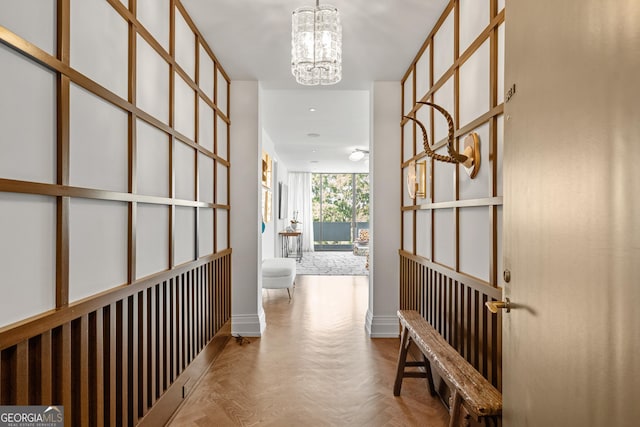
[503,1,640,426]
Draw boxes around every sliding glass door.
[312,173,369,251]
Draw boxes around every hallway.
[168,275,448,426]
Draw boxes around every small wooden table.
[279,231,303,262]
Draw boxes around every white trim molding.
[231,312,266,337]
[365,310,399,338]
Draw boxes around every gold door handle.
[486,298,511,314]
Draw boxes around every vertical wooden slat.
[129,293,139,425]
[53,324,72,427]
[157,282,164,398]
[148,286,156,407]
[177,275,184,373]
[138,291,148,417]
[164,280,172,389]
[472,290,480,368]
[465,286,471,361]
[72,316,89,426]
[171,277,178,382]
[195,269,201,352]
[40,330,53,404]
[15,341,28,405]
[117,300,129,427]
[183,274,190,364]
[480,293,488,378]
[106,304,116,426]
[0,348,5,404]
[190,270,196,359]
[93,310,105,427]
[496,309,502,391]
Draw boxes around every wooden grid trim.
[0,0,231,316]
[400,0,505,289]
[399,251,502,390]
[0,253,232,427]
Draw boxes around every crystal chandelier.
[291,0,342,85]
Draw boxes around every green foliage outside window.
[312,173,369,246]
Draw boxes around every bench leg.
[448,390,472,427]
[393,325,411,396]
[423,356,437,397]
[449,390,462,427]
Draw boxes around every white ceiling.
[182,0,449,172]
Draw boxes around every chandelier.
[291,0,342,85]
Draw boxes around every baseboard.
[231,312,266,337]
[365,310,400,338]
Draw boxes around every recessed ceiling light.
[309,107,316,112]
[307,133,320,138]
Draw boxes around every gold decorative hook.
[403,102,480,178]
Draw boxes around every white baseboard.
[365,310,400,338]
[231,312,266,337]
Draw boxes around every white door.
[503,1,640,426]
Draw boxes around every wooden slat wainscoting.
[0,251,231,427]
[399,250,502,391]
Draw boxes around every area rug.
[295,251,369,276]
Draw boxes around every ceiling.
[182,0,449,172]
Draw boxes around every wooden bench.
[393,310,502,427]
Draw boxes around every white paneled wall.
[137,0,170,49]
[69,84,128,192]
[174,73,196,140]
[174,9,195,79]
[216,209,228,251]
[199,153,214,203]
[199,98,214,151]
[136,203,169,279]
[70,0,128,98]
[199,44,214,100]
[0,193,56,326]
[401,0,504,285]
[0,0,56,55]
[433,10,454,82]
[0,0,230,327]
[69,198,128,302]
[199,207,214,256]
[433,208,455,267]
[175,141,196,200]
[0,44,56,184]
[137,118,170,197]
[137,34,170,124]
[216,115,228,159]
[174,206,196,265]
[216,69,228,117]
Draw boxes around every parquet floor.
[167,275,449,427]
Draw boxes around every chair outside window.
[353,229,369,256]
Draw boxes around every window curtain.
[287,172,314,252]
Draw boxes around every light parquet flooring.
[167,275,449,427]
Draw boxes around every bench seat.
[262,258,296,299]
[394,310,502,426]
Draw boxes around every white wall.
[260,129,289,259]
[230,80,265,336]
[366,81,401,338]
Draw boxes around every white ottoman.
[262,258,296,299]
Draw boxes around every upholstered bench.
[262,258,296,299]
